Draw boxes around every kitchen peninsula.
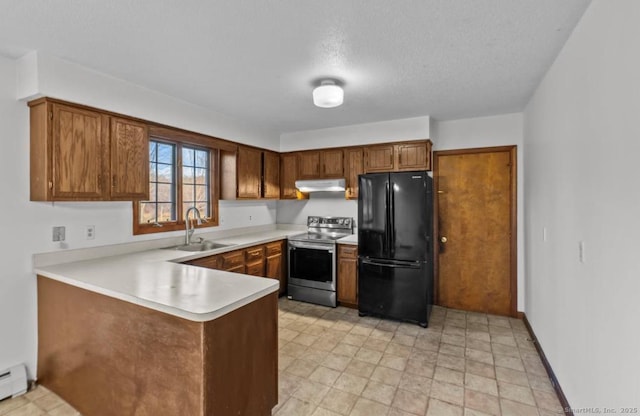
[34,230,298,416]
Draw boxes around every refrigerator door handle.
[389,179,395,254]
[385,181,391,254]
[360,258,422,269]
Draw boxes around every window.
[133,134,219,235]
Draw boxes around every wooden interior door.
[434,146,516,316]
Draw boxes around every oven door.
[288,241,335,291]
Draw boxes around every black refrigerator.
[358,171,433,327]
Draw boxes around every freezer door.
[358,173,390,259]
[390,172,432,261]
[358,257,430,326]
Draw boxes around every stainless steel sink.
[174,241,231,252]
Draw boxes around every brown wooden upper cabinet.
[298,149,344,179]
[344,148,364,200]
[280,153,308,200]
[29,98,149,201]
[364,140,432,173]
[222,146,281,200]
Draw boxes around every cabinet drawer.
[185,255,219,269]
[245,261,265,277]
[245,247,264,262]
[219,250,244,270]
[265,241,283,256]
[338,245,358,259]
[226,264,246,274]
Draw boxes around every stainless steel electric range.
[287,216,354,307]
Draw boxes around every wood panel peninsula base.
[37,276,278,416]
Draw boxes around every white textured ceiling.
[0,0,590,134]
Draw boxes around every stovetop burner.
[288,216,354,244]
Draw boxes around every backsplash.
[276,193,357,226]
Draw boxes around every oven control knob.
[338,219,343,224]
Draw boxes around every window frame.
[133,127,220,235]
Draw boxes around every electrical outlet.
[249,215,252,221]
[52,226,65,242]
[85,225,95,240]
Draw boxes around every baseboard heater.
[0,364,27,400]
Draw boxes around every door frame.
[433,145,518,317]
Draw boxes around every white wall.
[0,54,277,378]
[277,194,357,225]
[280,116,430,152]
[524,0,640,409]
[431,114,525,311]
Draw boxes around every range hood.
[295,178,346,193]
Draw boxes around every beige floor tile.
[0,397,29,415]
[498,381,536,406]
[467,331,491,343]
[343,359,376,378]
[279,372,305,397]
[465,389,501,416]
[405,358,435,378]
[32,394,66,412]
[333,373,369,396]
[426,398,463,416]
[286,359,319,378]
[321,354,352,372]
[465,373,498,395]
[491,342,520,357]
[5,402,46,416]
[305,348,330,364]
[361,381,397,406]
[495,366,529,387]
[318,388,358,415]
[292,380,331,405]
[350,325,374,337]
[466,348,494,365]
[280,341,308,358]
[47,403,80,416]
[465,359,495,379]
[441,333,466,347]
[311,407,342,416]
[332,343,360,357]
[24,387,50,401]
[280,327,301,341]
[398,371,432,395]
[440,343,466,357]
[364,337,390,352]
[434,366,465,386]
[309,366,341,386]
[527,374,555,393]
[437,353,466,372]
[379,354,408,371]
[500,398,540,416]
[391,388,428,415]
[314,338,341,352]
[275,397,317,416]
[388,408,416,416]
[466,338,491,353]
[463,408,493,416]
[494,354,525,372]
[429,380,464,406]
[370,365,404,387]
[414,337,441,352]
[532,389,563,413]
[342,334,368,347]
[386,343,413,358]
[350,398,390,416]
[490,334,517,347]
[355,348,383,365]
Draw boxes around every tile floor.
[0,299,564,416]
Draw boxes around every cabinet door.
[265,241,285,296]
[237,146,262,199]
[396,141,432,171]
[185,255,219,269]
[337,245,359,306]
[345,148,363,200]
[364,144,395,173]
[280,153,299,199]
[298,151,321,179]
[110,117,149,200]
[321,149,344,178]
[263,151,280,199]
[52,103,107,199]
[219,250,245,271]
[246,260,265,276]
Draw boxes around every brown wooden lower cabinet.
[185,240,287,296]
[337,244,358,308]
[37,276,278,416]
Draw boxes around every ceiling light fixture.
[313,80,344,108]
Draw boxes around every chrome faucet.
[185,207,205,245]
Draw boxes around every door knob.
[440,236,448,243]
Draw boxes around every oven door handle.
[289,242,334,252]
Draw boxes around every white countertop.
[337,234,358,245]
[34,229,303,322]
